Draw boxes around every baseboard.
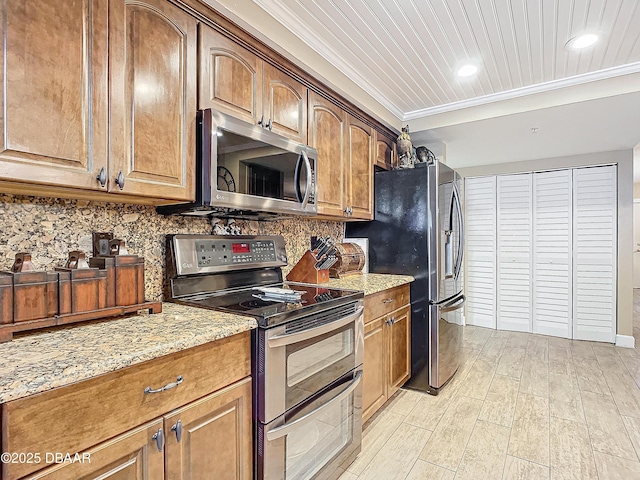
[615,334,636,349]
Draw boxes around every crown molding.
[403,62,640,120]
[253,0,405,120]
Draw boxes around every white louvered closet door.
[533,170,573,338]
[573,166,617,342]
[465,176,496,328]
[496,174,532,332]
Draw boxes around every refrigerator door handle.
[440,294,465,313]
[431,292,464,308]
[452,183,464,280]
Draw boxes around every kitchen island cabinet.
[0,303,255,480]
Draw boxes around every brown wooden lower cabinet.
[164,377,252,480]
[362,288,411,423]
[18,378,252,480]
[21,420,165,480]
[3,333,252,480]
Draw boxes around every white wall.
[457,149,634,337]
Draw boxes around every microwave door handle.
[294,153,303,203]
[300,150,312,209]
[267,306,364,347]
[266,370,363,441]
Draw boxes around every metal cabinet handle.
[386,316,395,326]
[144,375,183,394]
[96,167,106,187]
[267,118,273,130]
[171,420,183,443]
[258,115,264,126]
[152,428,164,452]
[383,298,393,304]
[344,207,350,216]
[349,207,353,216]
[115,171,125,190]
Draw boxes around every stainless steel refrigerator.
[345,162,464,394]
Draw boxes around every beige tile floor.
[339,290,640,479]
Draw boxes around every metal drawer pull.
[144,375,184,394]
[266,370,363,441]
[386,316,395,326]
[383,298,393,303]
[268,306,364,347]
[152,428,164,452]
[171,420,183,443]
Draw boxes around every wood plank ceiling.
[254,0,640,120]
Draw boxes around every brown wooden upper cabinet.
[0,0,195,202]
[347,115,374,220]
[198,25,307,144]
[308,91,347,218]
[375,132,396,171]
[109,0,196,201]
[0,0,109,191]
[309,95,373,221]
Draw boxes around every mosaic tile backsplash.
[0,195,343,301]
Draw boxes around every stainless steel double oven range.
[166,234,364,480]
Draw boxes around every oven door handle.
[267,306,364,347]
[266,370,363,441]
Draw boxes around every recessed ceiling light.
[566,33,599,50]
[457,64,478,77]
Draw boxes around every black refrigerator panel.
[346,168,432,389]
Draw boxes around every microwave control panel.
[195,239,277,267]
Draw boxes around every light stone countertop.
[324,273,414,296]
[0,303,257,403]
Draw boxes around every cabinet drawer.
[364,284,410,323]
[2,331,250,480]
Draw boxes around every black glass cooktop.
[178,282,363,328]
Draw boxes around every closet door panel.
[465,176,496,328]
[573,166,617,342]
[533,170,573,338]
[497,174,532,332]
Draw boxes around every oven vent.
[285,303,358,334]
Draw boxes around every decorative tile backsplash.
[0,195,343,301]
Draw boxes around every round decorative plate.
[217,166,236,192]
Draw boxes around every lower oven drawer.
[257,369,363,480]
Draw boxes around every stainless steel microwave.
[158,108,317,219]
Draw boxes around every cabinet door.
[0,0,108,190]
[24,420,164,480]
[198,24,262,124]
[375,132,395,171]
[387,306,411,397]
[308,91,348,218]
[363,317,386,423]
[164,378,252,480]
[347,116,374,220]
[109,0,196,201]
[262,63,307,143]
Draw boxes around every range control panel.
[195,239,277,266]
[170,234,288,276]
